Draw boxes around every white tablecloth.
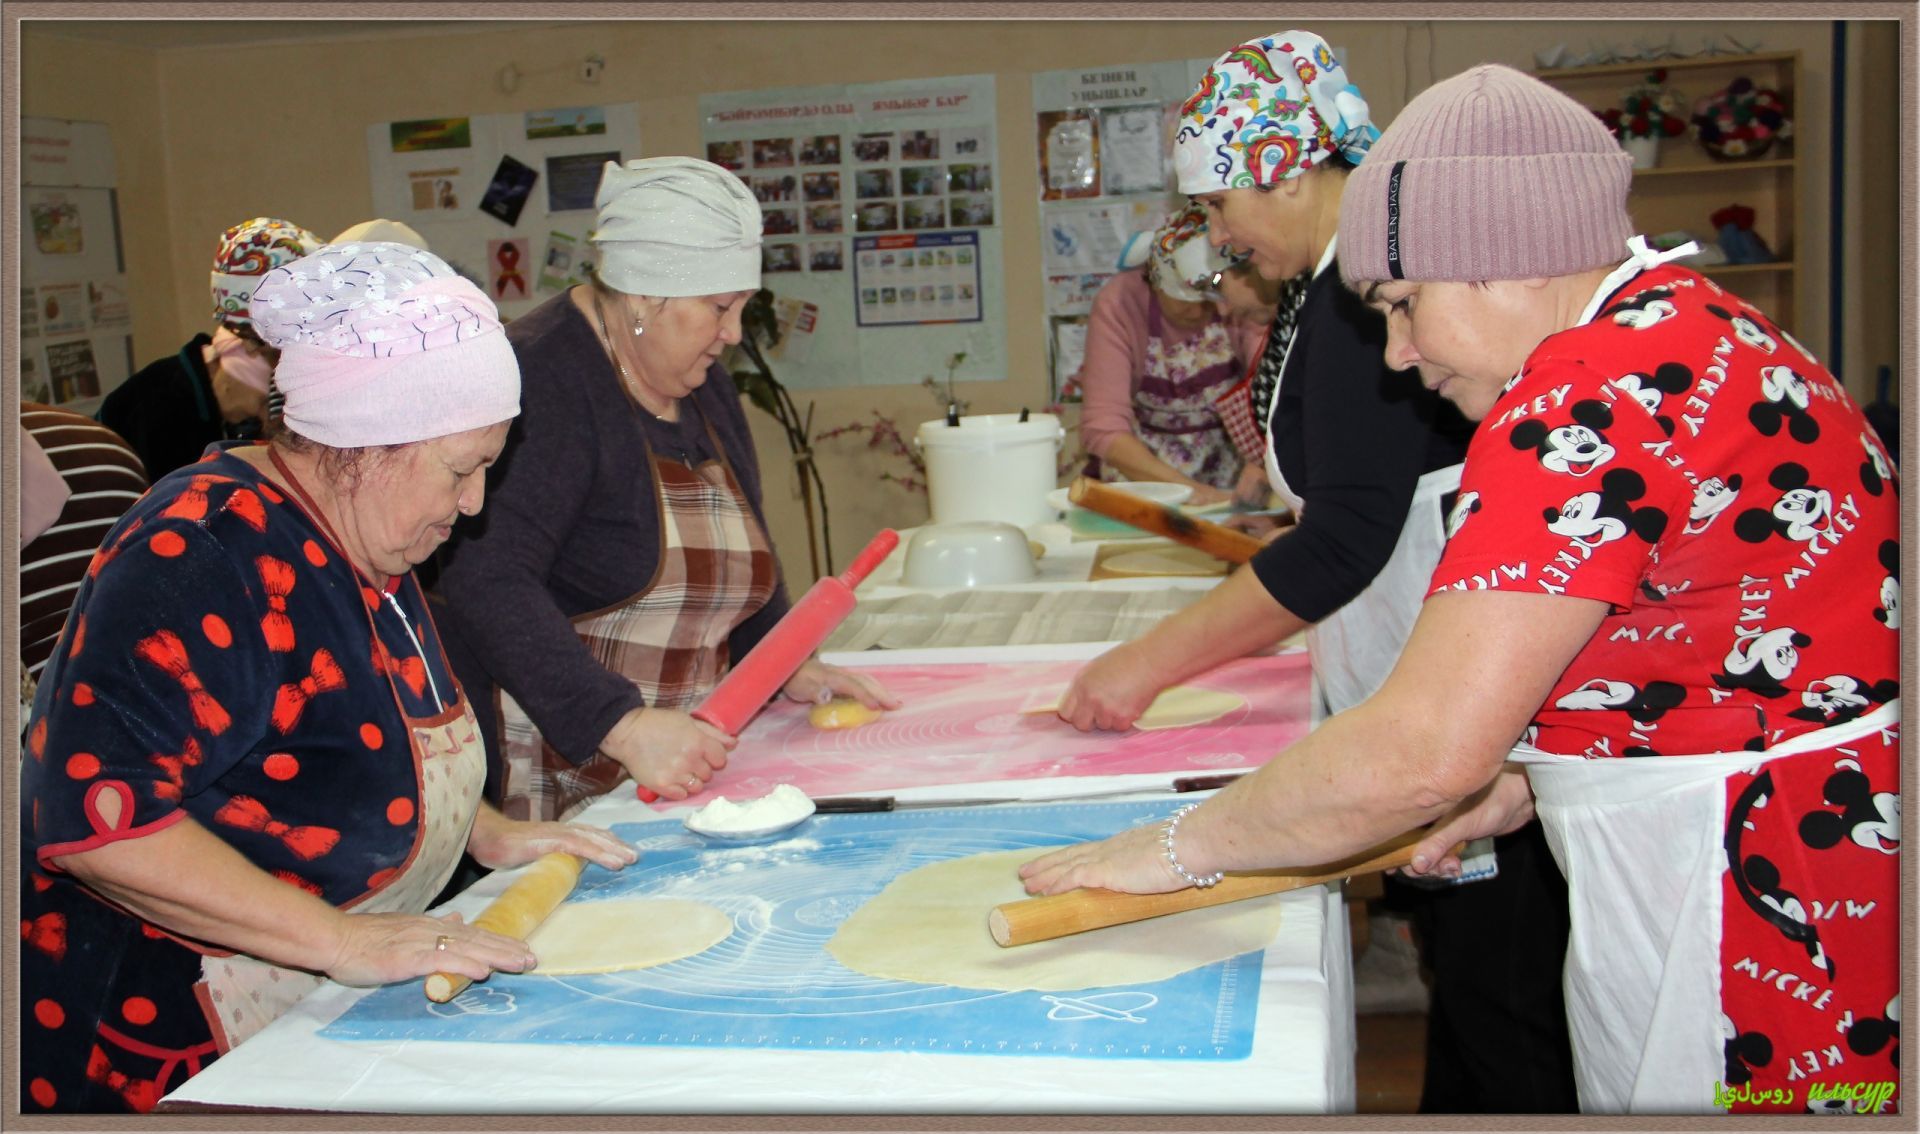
[162,781,1355,1114]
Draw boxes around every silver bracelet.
[1162,803,1224,888]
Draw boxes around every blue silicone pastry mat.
[324,801,1269,1060]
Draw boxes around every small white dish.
[684,786,817,841]
[902,521,1038,587]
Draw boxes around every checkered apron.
[497,415,778,821]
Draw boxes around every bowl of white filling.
[684,783,817,842]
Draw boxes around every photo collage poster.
[21,117,134,411]
[365,104,642,320]
[699,75,1006,389]
[1030,60,1213,402]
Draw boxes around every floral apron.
[499,406,778,821]
[1100,299,1242,489]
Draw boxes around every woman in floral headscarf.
[1053,30,1574,1114]
[1073,202,1271,503]
[99,217,322,481]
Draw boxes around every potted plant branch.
[727,288,835,578]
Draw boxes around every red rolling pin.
[638,528,900,801]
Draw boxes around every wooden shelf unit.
[1537,51,1804,333]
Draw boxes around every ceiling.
[20,19,547,50]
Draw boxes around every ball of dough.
[809,698,884,730]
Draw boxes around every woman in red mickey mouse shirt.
[1021,65,1897,1115]
[19,243,635,1113]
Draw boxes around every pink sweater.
[1074,269,1265,459]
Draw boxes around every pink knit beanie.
[1339,64,1634,285]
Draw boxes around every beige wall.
[21,16,1898,588]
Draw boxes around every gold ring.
[435,934,451,951]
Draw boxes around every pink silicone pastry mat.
[693,653,1313,802]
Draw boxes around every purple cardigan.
[433,292,792,778]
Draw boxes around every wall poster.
[700,75,1004,391]
[365,103,641,320]
[1030,61,1214,401]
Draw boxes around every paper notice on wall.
[488,238,532,301]
[28,191,86,255]
[45,338,101,403]
[1052,318,1089,400]
[1096,106,1170,195]
[407,168,465,213]
[38,281,87,337]
[87,277,131,333]
[769,296,820,365]
[1041,200,1154,274]
[537,231,577,292]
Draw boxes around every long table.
[162,781,1353,1113]
[161,601,1354,1114]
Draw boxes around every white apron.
[1507,232,1890,1114]
[1512,703,1899,1113]
[1262,236,1463,721]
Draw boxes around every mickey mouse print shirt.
[1428,261,1899,1114]
[1430,262,1897,761]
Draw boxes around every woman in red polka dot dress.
[19,243,636,1113]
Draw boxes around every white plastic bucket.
[915,412,1064,526]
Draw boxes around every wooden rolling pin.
[424,851,583,1002]
[989,827,1445,948]
[1069,477,1270,564]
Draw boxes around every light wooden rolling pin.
[989,827,1446,948]
[1068,477,1274,565]
[424,852,582,1002]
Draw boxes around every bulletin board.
[20,117,133,413]
[698,75,1006,390]
[1030,61,1214,402]
[364,104,643,320]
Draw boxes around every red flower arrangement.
[1597,70,1688,141]
[1691,77,1793,160]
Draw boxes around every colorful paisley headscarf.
[210,217,323,326]
[1117,202,1237,303]
[1174,30,1378,194]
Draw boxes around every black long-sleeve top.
[1249,258,1475,622]
[433,292,791,772]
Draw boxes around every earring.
[632,316,645,337]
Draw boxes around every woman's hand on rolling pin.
[1057,641,1161,731]
[600,707,735,801]
[1401,764,1536,881]
[1017,822,1186,896]
[781,659,901,710]
[322,910,536,988]
[465,804,638,873]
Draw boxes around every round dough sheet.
[826,848,1284,991]
[1099,545,1228,577]
[1134,685,1246,730]
[526,898,733,975]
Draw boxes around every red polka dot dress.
[1428,265,1899,1113]
[19,449,469,1113]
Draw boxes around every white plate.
[1046,481,1194,513]
[682,789,818,841]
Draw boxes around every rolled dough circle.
[809,698,884,730]
[1134,685,1246,730]
[1100,546,1227,577]
[826,848,1283,991]
[526,899,732,975]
